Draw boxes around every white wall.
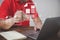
[58,0,60,15]
[30,0,60,26]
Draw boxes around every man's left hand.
[34,25,42,31]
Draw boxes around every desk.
[0,26,60,40]
[0,26,34,40]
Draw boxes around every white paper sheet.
[0,31,27,40]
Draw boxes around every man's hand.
[34,24,42,31]
[14,11,23,23]
[14,10,29,23]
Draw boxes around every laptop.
[24,17,60,40]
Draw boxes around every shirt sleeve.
[28,0,39,19]
[0,0,10,19]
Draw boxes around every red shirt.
[0,0,38,27]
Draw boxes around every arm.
[0,18,15,30]
[0,11,23,30]
[0,0,15,30]
[29,0,42,30]
[31,15,42,31]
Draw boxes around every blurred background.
[30,0,60,26]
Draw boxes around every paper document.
[0,31,27,40]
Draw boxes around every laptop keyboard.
[24,30,40,40]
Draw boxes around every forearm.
[0,18,15,30]
[32,17,42,30]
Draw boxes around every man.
[0,0,42,30]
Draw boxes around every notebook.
[0,31,27,40]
